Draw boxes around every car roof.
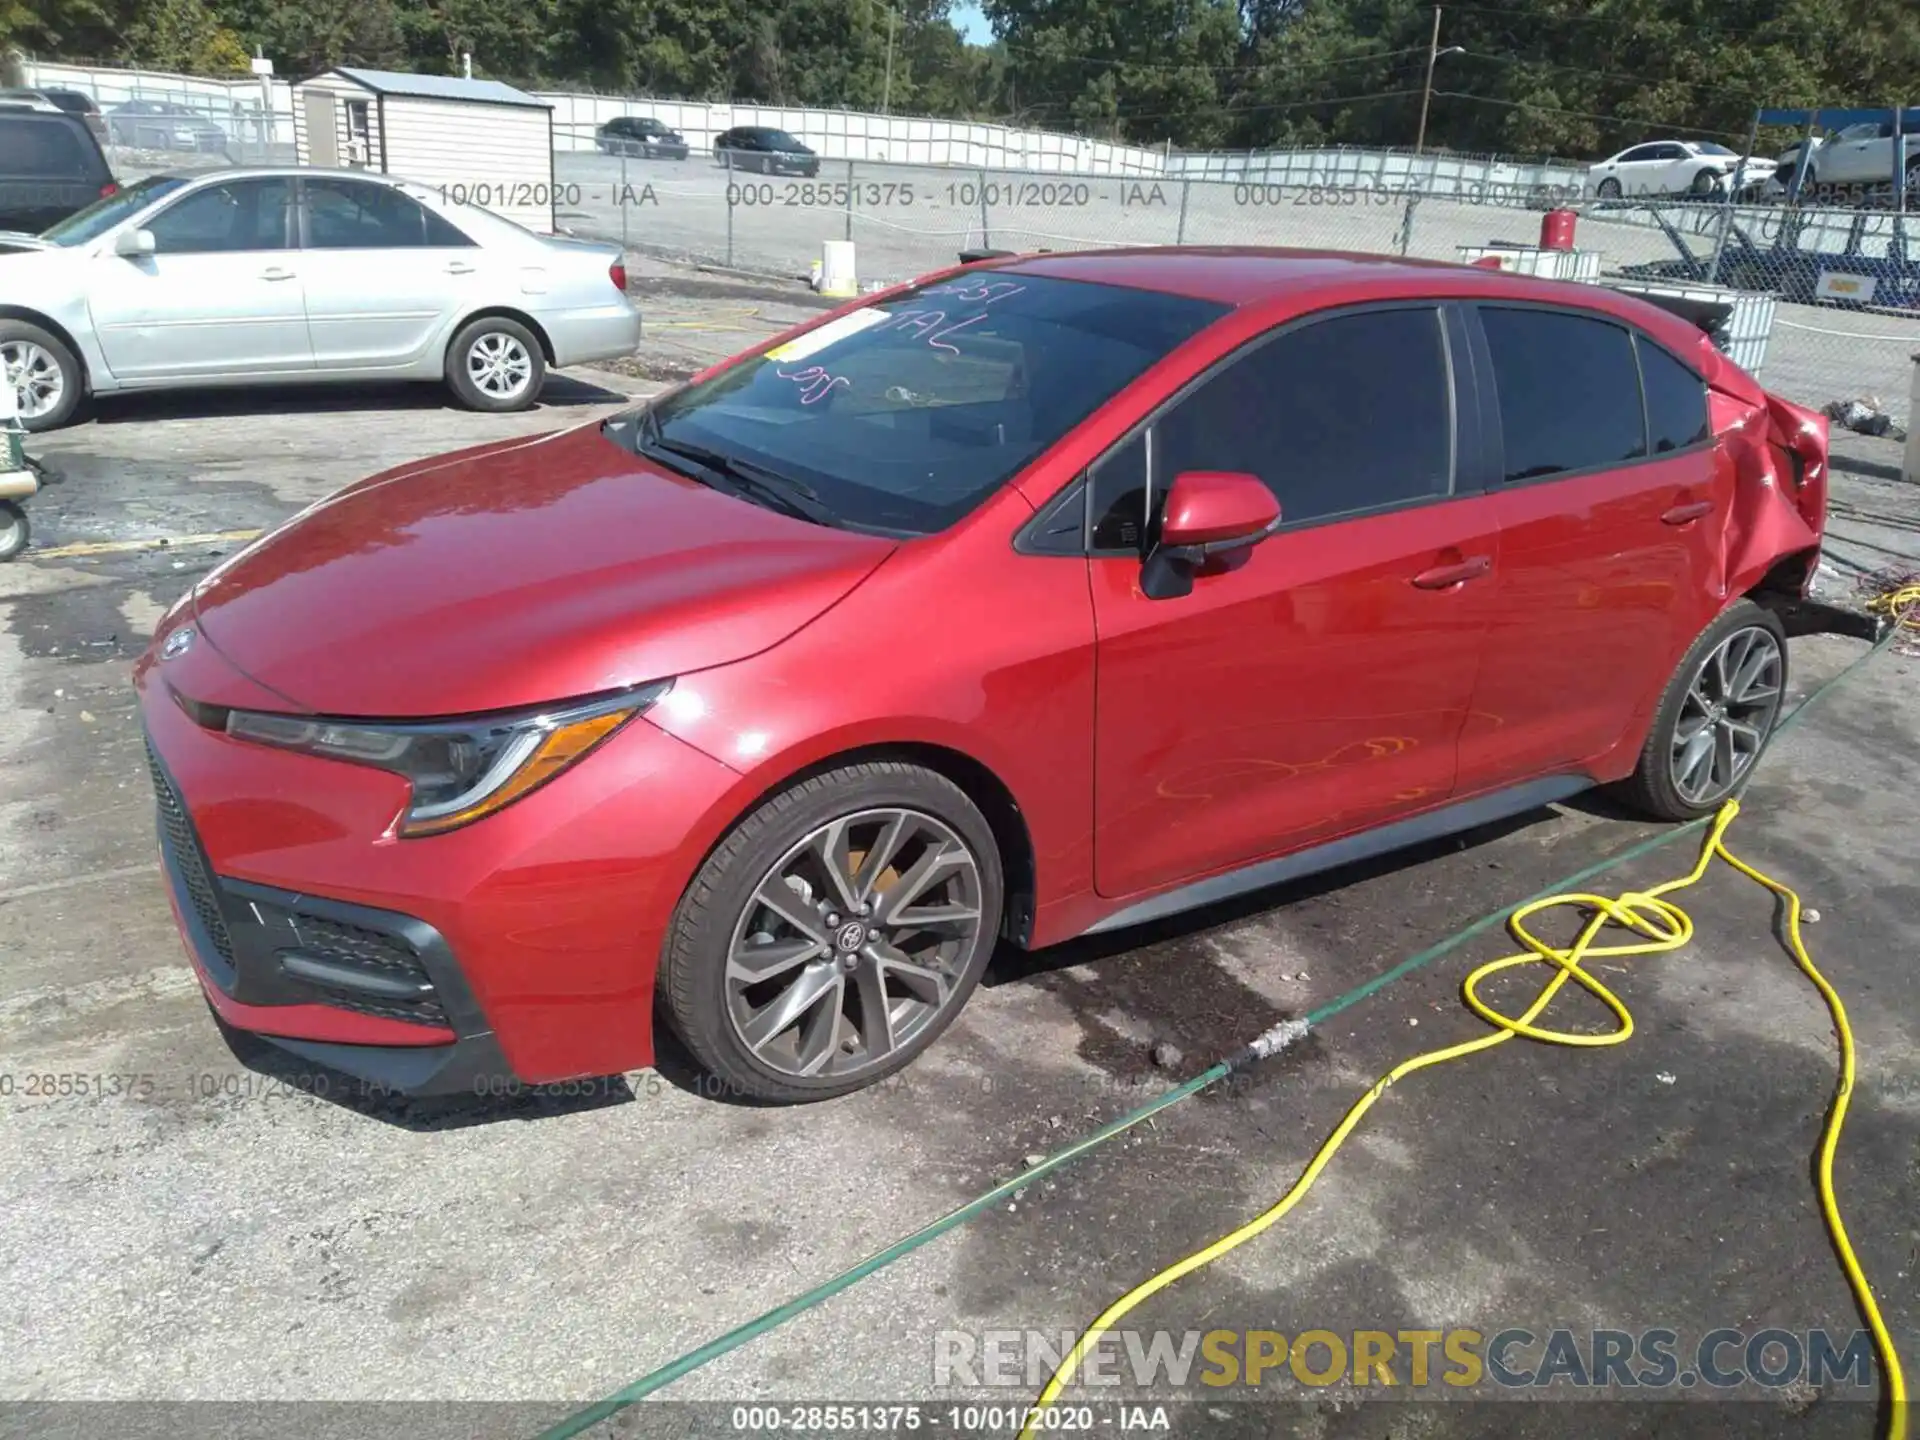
[985,246,1716,346]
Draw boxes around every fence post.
[1176,177,1190,245]
[979,167,990,248]
[846,157,855,243]
[725,149,735,268]
[620,149,629,251]
[1707,111,1762,284]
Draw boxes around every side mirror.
[1142,470,1282,601]
[114,228,156,258]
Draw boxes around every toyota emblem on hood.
[161,626,196,660]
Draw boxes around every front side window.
[147,179,293,253]
[304,178,436,248]
[1481,306,1646,481]
[1152,306,1453,532]
[625,273,1227,536]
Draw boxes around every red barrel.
[1539,208,1577,250]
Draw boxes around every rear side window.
[1481,307,1647,481]
[1637,338,1709,452]
[2,117,97,178]
[1153,306,1453,527]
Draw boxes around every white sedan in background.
[0,168,641,430]
[1585,140,1777,200]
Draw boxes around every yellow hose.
[1022,798,1907,1436]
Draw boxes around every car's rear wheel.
[1619,600,1787,821]
[1596,177,1622,199]
[0,501,28,562]
[660,762,1004,1103]
[0,320,82,432]
[445,316,545,413]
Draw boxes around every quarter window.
[1637,338,1709,453]
[1151,306,1453,530]
[1480,307,1647,481]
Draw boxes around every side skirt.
[1079,774,1593,937]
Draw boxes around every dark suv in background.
[0,87,108,145]
[713,126,820,177]
[595,115,690,160]
[0,97,117,236]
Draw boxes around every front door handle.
[1661,500,1714,526]
[1411,555,1493,589]
[260,267,296,281]
[445,262,476,275]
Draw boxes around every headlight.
[224,682,672,837]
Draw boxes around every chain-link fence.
[552,131,1919,428]
[19,60,1919,428]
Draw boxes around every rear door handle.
[260,267,296,281]
[445,262,477,275]
[1411,555,1493,589]
[1661,500,1714,525]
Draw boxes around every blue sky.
[951,1,993,44]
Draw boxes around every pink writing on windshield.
[776,365,852,404]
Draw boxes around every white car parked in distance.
[0,167,642,431]
[1585,140,1777,200]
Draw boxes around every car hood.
[188,420,898,718]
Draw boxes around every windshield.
[40,174,187,244]
[621,272,1228,536]
[765,131,804,149]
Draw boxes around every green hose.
[538,619,1896,1440]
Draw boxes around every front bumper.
[147,731,513,1096]
[136,634,744,1096]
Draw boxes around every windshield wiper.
[634,408,836,527]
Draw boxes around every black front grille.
[287,915,449,1028]
[146,737,234,963]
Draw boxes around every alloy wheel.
[1669,625,1783,805]
[2,340,64,420]
[724,808,986,1080]
[466,332,533,400]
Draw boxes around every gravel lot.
[0,262,1916,1439]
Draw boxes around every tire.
[659,762,1005,1103]
[444,315,546,413]
[1617,600,1788,821]
[1689,168,1719,197]
[1597,177,1622,199]
[0,501,27,562]
[0,319,83,432]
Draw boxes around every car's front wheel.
[1689,167,1720,197]
[445,316,546,413]
[659,762,1004,1103]
[0,500,28,562]
[0,319,82,432]
[1619,600,1787,821]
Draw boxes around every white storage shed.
[291,67,556,232]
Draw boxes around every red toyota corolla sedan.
[135,248,1831,1103]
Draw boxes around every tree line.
[7,0,1919,160]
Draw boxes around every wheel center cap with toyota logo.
[834,920,869,958]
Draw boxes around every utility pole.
[1414,6,1442,155]
[882,4,897,116]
